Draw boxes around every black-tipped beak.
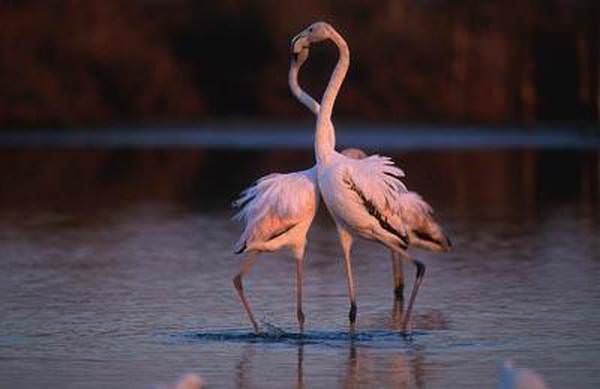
[291,33,301,47]
[291,33,308,56]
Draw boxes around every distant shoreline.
[1,125,599,151]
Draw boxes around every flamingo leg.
[233,255,260,334]
[402,259,426,332]
[391,251,405,301]
[338,228,357,329]
[294,246,306,333]
[391,297,404,330]
[344,256,357,326]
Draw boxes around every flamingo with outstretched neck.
[291,21,451,331]
[290,45,409,303]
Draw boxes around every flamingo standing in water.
[291,22,452,331]
[290,47,409,302]
[232,45,349,334]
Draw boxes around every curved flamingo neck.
[289,62,320,115]
[315,29,349,164]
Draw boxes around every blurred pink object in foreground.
[174,373,204,389]
[499,360,547,389]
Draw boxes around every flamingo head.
[291,21,333,55]
[291,45,309,66]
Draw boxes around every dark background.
[0,1,598,213]
[1,0,598,129]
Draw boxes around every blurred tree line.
[0,0,597,128]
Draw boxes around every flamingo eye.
[309,27,313,32]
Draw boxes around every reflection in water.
[235,344,254,388]
[0,149,597,214]
[232,335,427,389]
[212,302,442,389]
[341,338,426,388]
[297,344,305,389]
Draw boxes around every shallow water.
[1,201,599,388]
[0,148,599,388]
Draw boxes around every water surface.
[0,148,599,388]
[1,201,599,388]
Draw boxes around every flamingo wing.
[398,191,451,251]
[398,192,433,217]
[232,169,318,252]
[339,155,409,245]
[344,154,407,214]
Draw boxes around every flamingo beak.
[291,33,309,56]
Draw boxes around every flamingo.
[232,44,344,334]
[288,46,412,302]
[291,22,452,331]
[290,48,409,302]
